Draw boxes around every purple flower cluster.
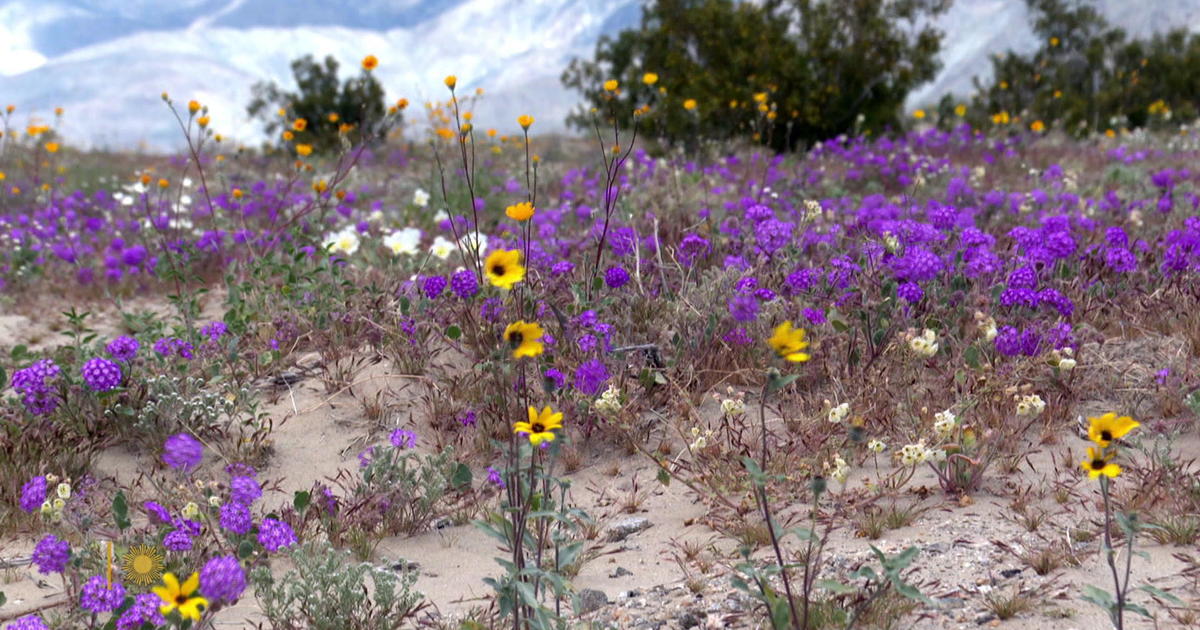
[604,265,630,288]
[451,268,479,298]
[80,574,125,613]
[229,475,262,505]
[81,357,122,392]
[153,336,195,359]
[201,321,229,341]
[163,433,203,471]
[164,529,193,551]
[11,359,61,416]
[389,428,417,449]
[105,335,140,362]
[200,555,247,604]
[573,359,609,396]
[219,501,253,535]
[422,275,447,299]
[257,518,298,552]
[31,534,70,574]
[5,616,49,630]
[19,476,47,513]
[116,593,167,630]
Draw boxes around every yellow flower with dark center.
[361,54,378,71]
[513,406,563,446]
[484,249,525,289]
[504,321,544,358]
[1081,446,1121,479]
[282,130,294,141]
[122,545,164,586]
[155,572,208,621]
[768,321,811,363]
[292,118,307,132]
[505,201,534,222]
[1087,413,1138,448]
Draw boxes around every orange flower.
[292,118,307,132]
[296,144,313,156]
[444,75,457,89]
[361,54,378,71]
[188,100,201,114]
[517,115,534,130]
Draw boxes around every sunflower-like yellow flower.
[292,118,307,132]
[484,249,525,289]
[767,321,811,363]
[505,201,534,222]
[361,54,378,71]
[1087,413,1139,448]
[154,572,208,621]
[514,406,563,446]
[517,115,534,130]
[122,545,164,587]
[295,144,313,157]
[1081,446,1121,479]
[642,72,658,85]
[187,100,201,114]
[504,321,544,358]
[603,79,619,92]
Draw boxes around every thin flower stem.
[1101,477,1124,630]
[756,382,801,628]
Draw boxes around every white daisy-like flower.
[383,227,422,256]
[429,235,457,260]
[413,188,430,207]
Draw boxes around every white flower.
[595,386,622,415]
[867,439,886,453]
[825,454,850,484]
[882,231,900,254]
[429,235,457,259]
[413,188,431,207]
[383,227,422,256]
[720,398,745,417]
[181,502,200,519]
[458,232,488,257]
[827,402,850,424]
[52,498,65,512]
[927,448,947,464]
[208,496,222,507]
[899,441,929,466]
[689,426,715,451]
[1015,393,1046,417]
[55,483,71,500]
[323,228,360,256]
[1058,357,1076,371]
[908,329,939,358]
[933,410,957,437]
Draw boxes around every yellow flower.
[603,79,619,92]
[5,104,14,113]
[54,107,63,116]
[768,321,811,363]
[1053,90,1063,99]
[505,201,534,221]
[232,188,243,199]
[0,172,5,181]
[327,112,339,122]
[292,118,307,132]
[1081,446,1120,479]
[154,572,208,621]
[514,406,564,446]
[313,179,328,194]
[954,103,967,117]
[517,114,534,130]
[121,545,164,587]
[339,122,354,134]
[276,107,286,117]
[1050,36,1060,47]
[1030,120,1045,133]
[504,320,545,358]
[396,98,409,109]
[682,98,697,111]
[44,142,59,153]
[282,130,294,141]
[197,116,209,128]
[484,249,525,289]
[1105,128,1116,138]
[444,75,457,89]
[188,100,201,114]
[158,178,170,189]
[913,109,926,120]
[642,72,658,85]
[361,54,378,71]
[296,144,313,156]
[1087,413,1138,448]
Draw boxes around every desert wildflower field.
[2,65,1200,630]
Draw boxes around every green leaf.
[1081,584,1116,612]
[1125,602,1152,618]
[656,467,671,486]
[237,540,255,559]
[451,463,473,489]
[963,345,980,369]
[0,591,6,608]
[1139,583,1183,605]
[112,491,131,531]
[446,325,462,340]
[292,490,311,513]
[766,372,799,395]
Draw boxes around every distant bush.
[562,0,951,152]
[247,54,391,154]
[967,0,1200,134]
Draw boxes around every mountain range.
[1,0,1199,150]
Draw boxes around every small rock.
[975,613,996,625]
[678,610,707,628]
[610,566,633,578]
[270,371,303,386]
[607,517,652,542]
[577,588,609,614]
[999,568,1022,579]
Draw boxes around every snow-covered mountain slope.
[1,0,1198,150]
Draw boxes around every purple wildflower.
[728,294,759,323]
[604,266,630,288]
[116,593,167,630]
[487,466,506,489]
[422,275,447,299]
[543,368,566,390]
[4,616,49,630]
[163,530,193,551]
[81,357,122,392]
[219,501,253,535]
[803,308,827,326]
[458,410,477,427]
[229,476,261,505]
[200,321,228,341]
[162,433,203,471]
[19,476,47,513]
[389,428,417,449]
[722,327,753,346]
[31,534,70,574]
[573,359,609,396]
[200,555,246,604]
[257,518,298,552]
[897,282,924,303]
[80,575,125,614]
[450,268,479,298]
[105,336,140,362]
[143,501,172,524]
